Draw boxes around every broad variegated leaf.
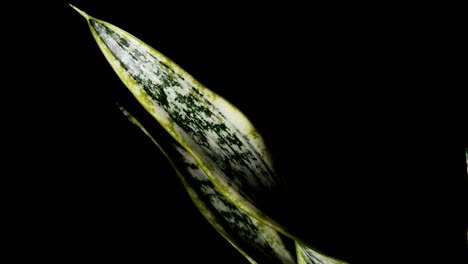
[72,5,350,263]
[71,4,286,232]
[117,104,295,264]
[296,242,348,264]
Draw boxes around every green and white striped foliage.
[71,4,285,232]
[117,105,295,264]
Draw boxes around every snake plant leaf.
[117,104,295,264]
[296,242,348,264]
[71,4,286,231]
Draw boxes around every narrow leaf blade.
[117,105,295,264]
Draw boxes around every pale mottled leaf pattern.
[71,4,286,232]
[117,105,295,264]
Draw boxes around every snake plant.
[71,4,349,263]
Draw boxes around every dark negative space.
[4,1,466,263]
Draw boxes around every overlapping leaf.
[117,105,295,263]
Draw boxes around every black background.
[3,1,467,263]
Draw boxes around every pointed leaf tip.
[69,3,90,20]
